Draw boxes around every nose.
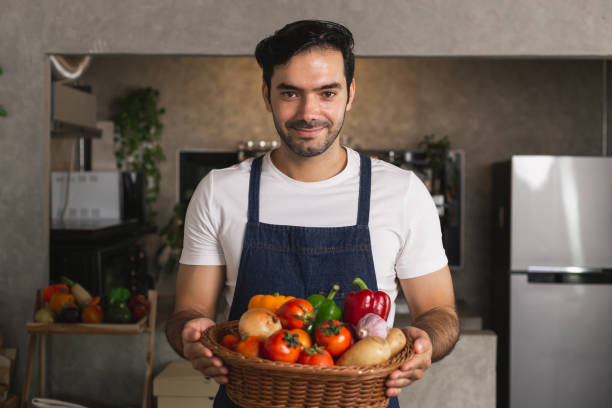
[296,93,320,120]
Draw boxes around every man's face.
[263,47,355,157]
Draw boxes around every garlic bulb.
[356,313,389,339]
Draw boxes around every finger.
[182,324,202,342]
[387,368,403,380]
[385,372,427,396]
[413,337,431,354]
[399,353,429,371]
[201,364,229,377]
[386,369,425,386]
[385,386,406,397]
[191,356,227,371]
[183,342,210,359]
[192,358,228,376]
[212,375,229,385]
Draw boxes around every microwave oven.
[51,171,145,222]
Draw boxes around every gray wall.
[2,1,612,406]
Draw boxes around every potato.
[386,328,407,357]
[238,308,282,340]
[336,336,391,366]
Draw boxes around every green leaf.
[111,86,166,226]
[0,105,6,117]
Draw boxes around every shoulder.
[196,158,252,190]
[366,153,435,214]
[368,154,420,192]
[209,157,253,183]
[189,158,253,205]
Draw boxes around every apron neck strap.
[247,153,372,226]
[356,154,372,226]
[247,155,264,223]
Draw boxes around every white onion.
[238,308,282,339]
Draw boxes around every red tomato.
[277,298,315,330]
[289,329,312,350]
[234,336,262,358]
[298,345,334,366]
[220,334,241,350]
[262,329,302,363]
[314,319,352,357]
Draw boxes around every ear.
[262,82,272,113]
[346,78,356,112]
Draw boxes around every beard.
[272,112,346,157]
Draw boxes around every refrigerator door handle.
[527,266,607,273]
[526,267,612,284]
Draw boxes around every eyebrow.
[276,82,343,92]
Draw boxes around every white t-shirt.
[180,147,448,326]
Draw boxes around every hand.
[182,317,229,384]
[385,326,432,397]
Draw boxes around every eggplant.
[58,303,81,323]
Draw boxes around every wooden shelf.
[21,289,157,408]
[26,315,148,335]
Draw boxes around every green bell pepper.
[106,301,132,323]
[108,287,131,305]
[308,284,341,329]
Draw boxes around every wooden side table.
[21,290,157,408]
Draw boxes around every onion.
[356,313,389,339]
[238,308,282,340]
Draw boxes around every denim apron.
[213,153,400,408]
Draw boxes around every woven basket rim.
[201,320,413,379]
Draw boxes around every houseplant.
[418,134,451,195]
[112,87,165,226]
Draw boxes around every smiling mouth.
[293,127,324,138]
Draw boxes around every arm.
[386,265,459,396]
[165,263,229,383]
[401,264,459,362]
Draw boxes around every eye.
[322,91,336,99]
[281,91,298,99]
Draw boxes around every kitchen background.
[2,1,612,407]
[46,55,611,407]
[52,55,607,321]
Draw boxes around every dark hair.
[255,20,355,100]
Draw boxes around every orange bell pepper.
[248,293,295,314]
[82,296,104,324]
[48,290,76,316]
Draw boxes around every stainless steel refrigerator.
[492,156,612,408]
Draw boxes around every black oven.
[50,219,151,297]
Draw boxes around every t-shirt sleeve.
[395,174,448,279]
[179,171,226,266]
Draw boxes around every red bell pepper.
[343,277,391,326]
[42,283,70,303]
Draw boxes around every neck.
[270,142,348,182]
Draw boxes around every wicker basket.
[201,321,413,408]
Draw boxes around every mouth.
[292,127,325,138]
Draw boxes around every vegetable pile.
[34,278,150,324]
[222,278,406,367]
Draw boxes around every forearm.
[412,305,459,362]
[165,308,207,358]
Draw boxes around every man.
[166,20,459,407]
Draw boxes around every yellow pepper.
[248,293,295,314]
